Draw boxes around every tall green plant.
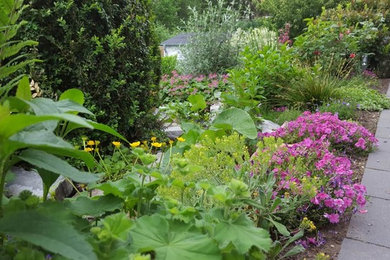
[0,0,38,102]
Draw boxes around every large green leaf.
[56,99,93,115]
[213,214,272,254]
[131,215,221,260]
[0,210,97,260]
[211,108,257,139]
[67,195,123,217]
[188,94,207,112]
[18,149,99,183]
[15,75,31,101]
[0,113,92,138]
[60,88,85,105]
[5,133,96,168]
[101,213,133,241]
[87,121,128,142]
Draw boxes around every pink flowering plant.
[160,71,229,104]
[260,111,378,153]
[251,136,368,228]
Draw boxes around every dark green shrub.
[19,0,161,140]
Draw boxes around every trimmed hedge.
[20,0,161,140]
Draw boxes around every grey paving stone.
[338,238,390,260]
[366,150,390,172]
[347,197,390,248]
[362,168,390,200]
[377,110,390,128]
[375,127,390,139]
[375,137,390,152]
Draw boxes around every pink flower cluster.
[278,23,292,45]
[260,111,378,152]
[160,71,229,103]
[261,137,367,224]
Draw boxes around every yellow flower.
[142,140,148,145]
[87,140,95,146]
[177,137,185,142]
[95,140,101,146]
[151,142,162,148]
[151,137,157,141]
[112,141,121,148]
[81,136,88,141]
[169,140,174,145]
[130,141,141,148]
[84,147,93,152]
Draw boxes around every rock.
[5,167,43,197]
[164,123,183,139]
[5,167,75,200]
[259,119,280,133]
[54,179,75,201]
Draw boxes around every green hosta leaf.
[213,214,272,254]
[15,76,31,100]
[188,94,207,111]
[87,121,127,142]
[212,108,257,139]
[60,88,85,105]
[0,113,92,138]
[18,149,99,183]
[131,215,221,260]
[56,99,93,115]
[0,210,97,260]
[67,195,123,217]
[6,131,96,168]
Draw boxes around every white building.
[160,33,193,60]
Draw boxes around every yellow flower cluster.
[83,138,100,152]
[300,217,316,231]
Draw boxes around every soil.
[291,78,390,260]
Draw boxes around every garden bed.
[294,78,390,259]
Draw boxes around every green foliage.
[0,208,96,260]
[274,109,303,125]
[212,108,257,139]
[161,55,177,75]
[224,45,304,117]
[259,0,345,38]
[19,0,161,141]
[280,71,341,110]
[318,100,357,120]
[335,86,390,111]
[130,214,220,260]
[294,5,385,76]
[179,0,246,74]
[321,2,390,76]
[213,213,272,254]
